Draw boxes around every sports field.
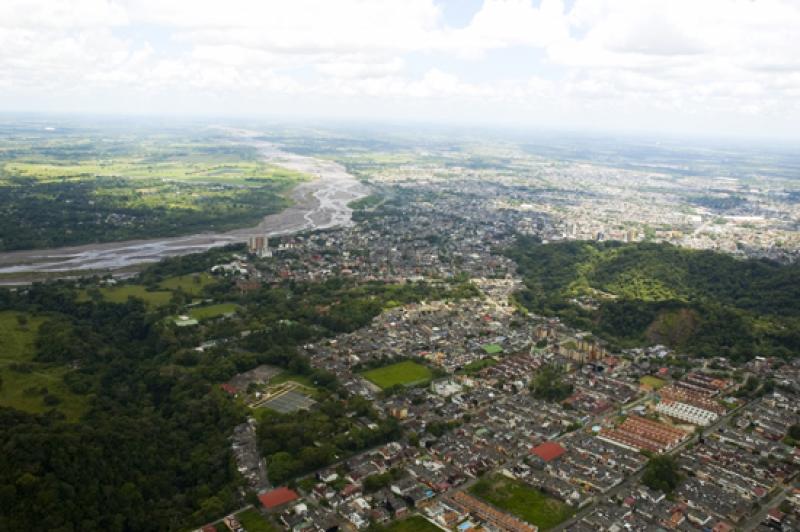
[469,475,575,530]
[360,360,433,389]
[189,303,239,320]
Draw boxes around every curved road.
[0,139,368,279]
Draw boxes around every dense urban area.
[1,124,799,532]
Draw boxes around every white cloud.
[0,0,799,136]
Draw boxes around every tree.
[642,455,681,493]
[529,364,573,402]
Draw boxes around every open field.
[382,515,441,532]
[188,302,239,320]
[158,273,215,295]
[0,311,89,421]
[469,475,575,530]
[78,284,173,307]
[361,360,433,389]
[640,375,667,390]
[234,508,278,532]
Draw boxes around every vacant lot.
[0,311,89,421]
[189,302,239,320]
[361,360,433,389]
[469,475,575,530]
[382,515,440,532]
[235,508,278,532]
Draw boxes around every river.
[0,138,368,281]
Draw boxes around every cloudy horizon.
[2,0,799,140]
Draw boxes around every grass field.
[158,273,215,295]
[188,303,239,320]
[235,508,278,532]
[361,360,433,389]
[469,475,575,530]
[640,375,666,390]
[78,284,173,307]
[382,515,440,532]
[0,311,89,421]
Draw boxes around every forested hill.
[507,238,800,360]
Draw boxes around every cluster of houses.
[571,390,800,531]
[194,179,800,532]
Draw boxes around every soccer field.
[361,360,433,389]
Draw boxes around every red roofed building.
[259,487,299,510]
[530,441,566,462]
[220,383,237,395]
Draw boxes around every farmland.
[361,360,433,389]
[0,132,308,250]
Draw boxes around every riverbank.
[0,139,368,283]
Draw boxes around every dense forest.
[508,238,800,360]
[0,246,478,531]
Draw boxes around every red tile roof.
[259,487,299,509]
[530,441,566,462]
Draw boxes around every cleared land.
[0,311,89,421]
[158,273,215,295]
[469,475,575,530]
[188,302,239,320]
[235,508,278,532]
[361,360,433,389]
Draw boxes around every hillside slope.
[508,238,800,360]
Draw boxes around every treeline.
[508,238,800,360]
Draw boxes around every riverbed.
[0,139,368,281]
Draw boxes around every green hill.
[508,238,800,360]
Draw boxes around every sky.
[1,0,799,139]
